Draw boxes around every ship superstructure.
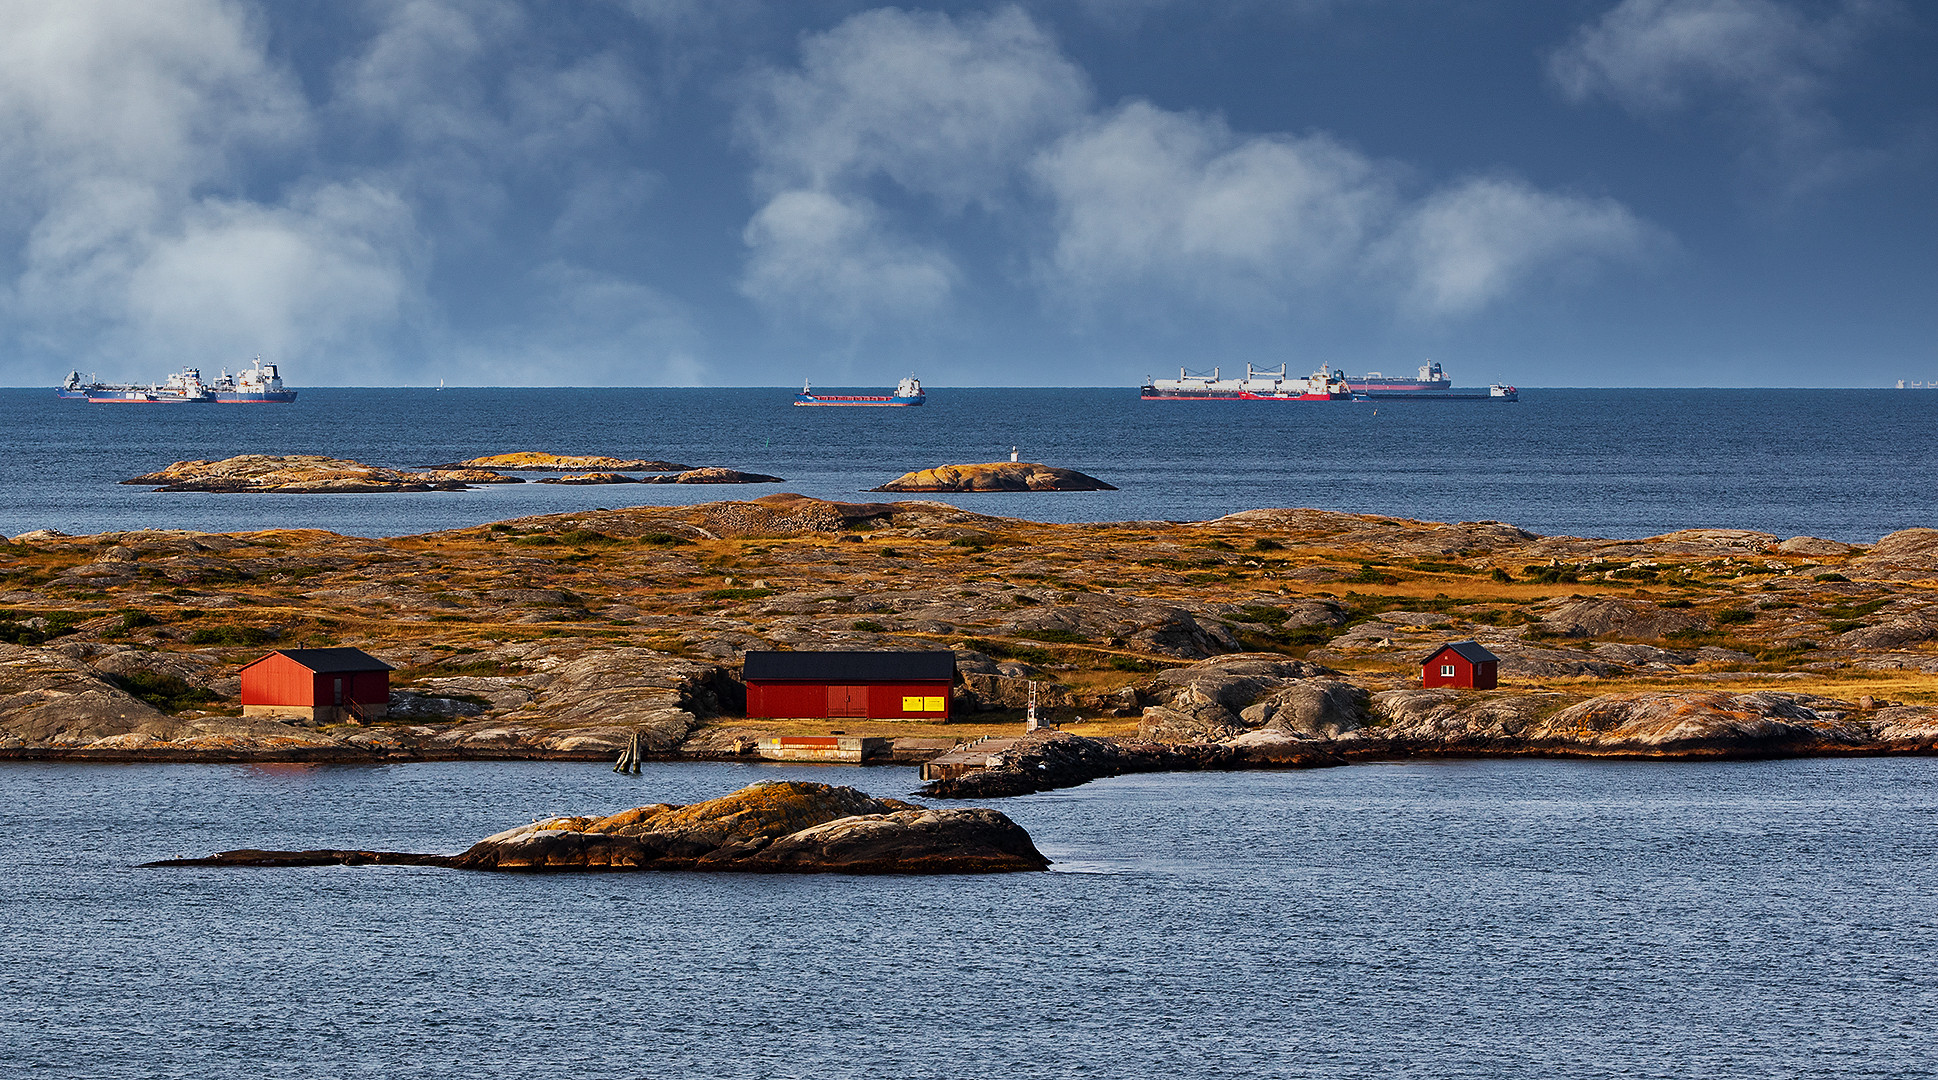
[209,357,297,403]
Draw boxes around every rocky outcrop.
[1138,654,1346,741]
[123,455,521,493]
[534,472,641,485]
[641,467,785,485]
[1535,596,1705,640]
[921,731,1343,798]
[1344,689,1938,757]
[443,452,689,471]
[872,462,1116,492]
[146,781,1051,874]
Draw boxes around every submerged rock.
[145,781,1051,874]
[871,462,1116,492]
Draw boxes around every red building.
[743,650,956,721]
[240,647,393,723]
[1421,641,1500,689]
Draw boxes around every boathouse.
[240,647,393,723]
[743,650,955,721]
[1421,641,1500,690]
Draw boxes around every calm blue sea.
[2,387,1934,541]
[1,757,1933,1079]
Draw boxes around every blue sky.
[0,0,1930,387]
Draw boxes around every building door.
[333,678,343,705]
[826,685,869,718]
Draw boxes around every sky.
[0,0,1931,388]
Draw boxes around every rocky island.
[871,462,1116,492]
[123,455,523,493]
[4,495,1937,780]
[145,780,1051,874]
[441,451,690,472]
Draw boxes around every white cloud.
[1031,103,1657,318]
[1031,102,1396,309]
[735,5,1088,325]
[739,190,957,326]
[739,5,1089,206]
[0,0,420,375]
[1548,0,1888,186]
[1378,177,1661,316]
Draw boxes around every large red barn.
[743,650,956,722]
[240,647,393,723]
[1421,641,1500,689]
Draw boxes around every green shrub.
[1713,609,1755,624]
[1814,572,1849,583]
[1250,538,1285,552]
[1490,568,1512,583]
[1348,565,1401,585]
[103,671,219,714]
[1019,628,1086,644]
[118,611,158,631]
[557,529,619,546]
[852,620,886,632]
[187,625,273,646]
[639,533,695,546]
[1109,657,1158,673]
[512,534,558,546]
[1233,604,1289,625]
[700,587,775,601]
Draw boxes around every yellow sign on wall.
[902,696,946,712]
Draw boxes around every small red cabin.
[1421,641,1500,689]
[744,650,956,722]
[240,647,393,723]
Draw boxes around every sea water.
[1,757,1933,1078]
[3,387,1935,541]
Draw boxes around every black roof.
[256,647,394,673]
[1422,640,1499,666]
[743,650,955,682]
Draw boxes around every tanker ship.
[1345,361,1516,401]
[57,357,297,403]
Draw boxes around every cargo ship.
[1346,361,1516,401]
[1140,364,1353,400]
[794,375,925,407]
[58,357,297,403]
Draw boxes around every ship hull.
[210,391,298,403]
[84,390,213,403]
[794,394,924,407]
[1139,390,1349,401]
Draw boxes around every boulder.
[1241,679,1367,737]
[871,462,1116,492]
[534,472,640,485]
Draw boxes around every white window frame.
[1440,664,1456,677]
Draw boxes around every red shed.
[1421,640,1500,689]
[744,650,955,722]
[240,647,393,723]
